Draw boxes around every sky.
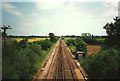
[0,0,119,36]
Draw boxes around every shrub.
[37,40,52,50]
[66,39,76,46]
[68,46,76,55]
[2,38,53,79]
[75,41,87,52]
[81,49,119,80]
[82,37,101,45]
[19,38,28,48]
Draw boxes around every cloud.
[96,2,117,22]
[2,0,120,3]
[34,0,64,10]
[6,0,118,36]
[2,2,23,16]
[4,8,23,16]
[17,2,96,35]
[1,0,34,2]
[2,2,16,8]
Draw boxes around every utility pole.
[1,25,11,46]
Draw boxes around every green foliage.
[66,39,76,46]
[3,40,20,79]
[75,37,82,43]
[65,37,87,55]
[2,38,53,80]
[37,39,52,50]
[76,41,87,52]
[49,33,56,42]
[68,46,76,55]
[19,38,28,48]
[103,17,120,47]
[29,44,41,53]
[82,36,102,45]
[81,49,119,80]
[63,37,76,42]
[118,49,120,78]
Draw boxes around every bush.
[29,44,41,54]
[66,39,76,46]
[16,47,39,78]
[82,37,102,45]
[68,46,76,55]
[19,38,28,48]
[2,38,53,79]
[81,49,119,80]
[76,41,87,51]
[37,39,52,50]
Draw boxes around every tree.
[38,40,52,50]
[66,39,76,46]
[81,49,118,80]
[82,36,101,45]
[76,37,82,43]
[76,41,87,53]
[49,33,56,42]
[103,17,120,47]
[19,38,28,48]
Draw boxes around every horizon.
[7,34,107,37]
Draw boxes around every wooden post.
[1,25,11,50]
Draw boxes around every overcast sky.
[1,0,119,36]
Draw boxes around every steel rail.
[61,40,76,81]
[45,44,58,79]
[60,39,65,81]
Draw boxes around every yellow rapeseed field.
[16,38,49,43]
[16,38,23,42]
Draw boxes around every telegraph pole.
[1,25,11,47]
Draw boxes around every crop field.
[16,38,49,42]
[86,45,101,55]
[95,38,105,41]
[63,37,76,42]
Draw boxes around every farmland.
[63,37,76,42]
[86,45,101,55]
[16,38,49,42]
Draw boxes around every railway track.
[53,42,65,80]
[33,38,86,81]
[61,39,76,81]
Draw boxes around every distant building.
[81,33,91,37]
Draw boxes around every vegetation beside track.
[2,33,57,80]
[64,36,119,80]
[64,16,120,80]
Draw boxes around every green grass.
[63,37,76,42]
[68,46,76,55]
[95,38,105,41]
